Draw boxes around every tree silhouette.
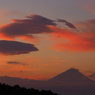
[0,83,59,95]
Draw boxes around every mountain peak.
[49,68,94,83]
[65,68,79,72]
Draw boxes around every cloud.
[0,14,56,40]
[0,9,25,17]
[76,19,95,32]
[7,61,27,65]
[80,1,95,15]
[87,71,95,78]
[89,74,95,77]
[57,19,77,29]
[0,9,25,26]
[0,14,95,52]
[0,40,38,55]
[49,19,95,52]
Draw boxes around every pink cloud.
[0,14,95,52]
[49,19,95,52]
[80,1,95,14]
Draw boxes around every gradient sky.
[0,0,95,80]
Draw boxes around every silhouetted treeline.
[0,83,59,95]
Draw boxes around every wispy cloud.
[89,73,95,78]
[49,19,95,52]
[7,61,27,66]
[56,19,77,29]
[86,71,95,78]
[0,9,25,26]
[80,1,95,15]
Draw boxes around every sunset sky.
[0,0,95,80]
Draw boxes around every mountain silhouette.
[49,68,94,83]
[46,68,95,95]
[0,68,95,95]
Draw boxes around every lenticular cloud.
[0,40,38,55]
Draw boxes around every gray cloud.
[0,40,38,55]
[7,61,27,65]
[57,19,76,29]
[0,14,56,39]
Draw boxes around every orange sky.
[0,0,95,81]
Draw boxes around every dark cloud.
[89,73,95,78]
[57,19,77,29]
[0,40,38,55]
[26,14,56,25]
[8,61,20,64]
[49,19,95,52]
[0,14,56,40]
[1,14,95,52]
[7,61,27,65]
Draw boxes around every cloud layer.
[49,19,95,52]
[0,14,95,52]
[0,14,56,40]
[0,40,38,55]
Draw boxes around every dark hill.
[0,83,58,95]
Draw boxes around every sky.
[0,0,95,80]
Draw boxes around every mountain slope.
[46,68,95,95]
[49,68,94,83]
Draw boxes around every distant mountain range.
[0,68,95,95]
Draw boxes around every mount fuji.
[0,68,95,95]
[49,68,93,82]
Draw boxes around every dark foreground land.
[0,83,58,95]
[0,69,95,95]
[1,83,95,95]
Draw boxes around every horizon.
[0,0,95,82]
[0,68,94,82]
